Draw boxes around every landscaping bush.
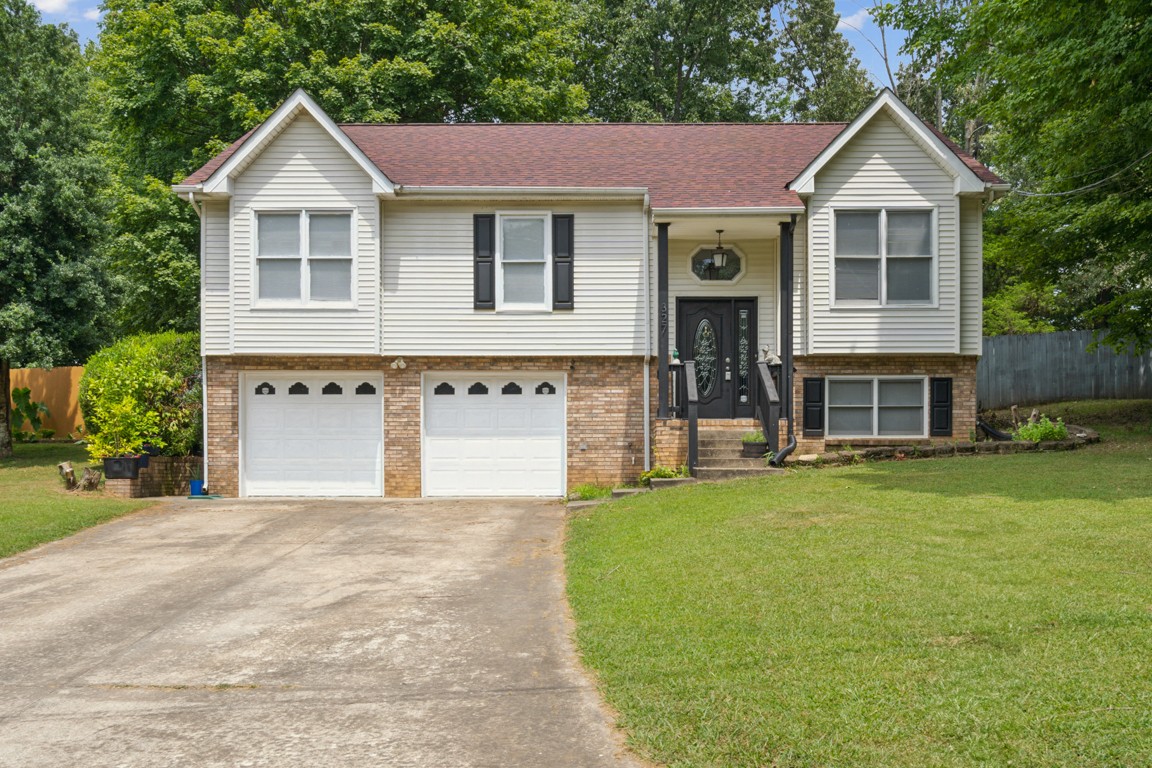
[639,465,689,485]
[79,332,201,457]
[1014,415,1069,443]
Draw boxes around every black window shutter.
[802,377,824,436]
[474,214,495,309]
[930,377,953,436]
[553,214,574,310]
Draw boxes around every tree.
[775,0,875,122]
[97,0,590,184]
[578,0,787,122]
[0,0,111,458]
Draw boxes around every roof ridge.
[338,121,851,127]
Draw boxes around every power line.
[1013,149,1152,198]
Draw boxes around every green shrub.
[568,483,613,501]
[80,332,201,457]
[11,387,49,439]
[741,430,766,444]
[639,465,690,485]
[1014,415,1069,443]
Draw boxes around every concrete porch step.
[698,446,753,459]
[695,466,785,481]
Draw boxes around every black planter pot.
[742,442,769,458]
[103,456,141,480]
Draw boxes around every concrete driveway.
[0,498,640,767]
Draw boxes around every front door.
[678,299,757,419]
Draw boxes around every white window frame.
[825,376,928,438]
[496,211,552,312]
[253,208,357,308]
[830,206,937,308]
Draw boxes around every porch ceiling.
[657,213,792,242]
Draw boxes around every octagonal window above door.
[690,246,745,282]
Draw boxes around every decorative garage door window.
[288,382,309,395]
[502,382,522,395]
[322,382,343,395]
[255,382,275,395]
[355,382,376,395]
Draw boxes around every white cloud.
[83,7,101,20]
[33,0,74,13]
[837,8,871,32]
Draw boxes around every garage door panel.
[244,374,382,497]
[423,374,565,497]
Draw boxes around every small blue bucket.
[190,480,205,496]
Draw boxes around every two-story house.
[173,88,1006,498]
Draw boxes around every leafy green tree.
[0,0,111,458]
[577,0,787,122]
[775,0,875,122]
[97,0,590,183]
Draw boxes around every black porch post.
[656,222,671,418]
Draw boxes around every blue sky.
[39,0,908,95]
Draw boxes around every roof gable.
[788,89,999,195]
[187,89,394,196]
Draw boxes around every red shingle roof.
[184,119,1002,205]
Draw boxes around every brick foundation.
[791,355,978,454]
[104,456,203,498]
[205,355,647,497]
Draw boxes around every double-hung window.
[497,213,551,310]
[834,208,934,305]
[827,377,926,437]
[256,211,353,304]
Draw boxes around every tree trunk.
[0,359,11,459]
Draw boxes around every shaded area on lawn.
[0,443,150,558]
[567,400,1152,768]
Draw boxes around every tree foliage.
[0,0,111,457]
[776,0,874,122]
[578,0,787,122]
[97,0,590,183]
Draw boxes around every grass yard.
[0,442,150,558]
[567,400,1152,768]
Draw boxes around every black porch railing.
[755,360,782,457]
[683,360,699,473]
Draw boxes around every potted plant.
[85,396,166,480]
[741,430,769,458]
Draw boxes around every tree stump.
[80,467,102,491]
[57,461,78,490]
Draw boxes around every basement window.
[826,377,927,437]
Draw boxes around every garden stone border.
[792,425,1100,468]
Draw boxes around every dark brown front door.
[678,299,757,419]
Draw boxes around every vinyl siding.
[959,197,983,355]
[231,114,380,354]
[793,217,807,356]
[202,200,230,354]
[668,238,776,355]
[809,111,960,354]
[380,201,646,355]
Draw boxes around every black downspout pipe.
[771,216,798,466]
[656,222,671,419]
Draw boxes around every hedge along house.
[173,88,1006,498]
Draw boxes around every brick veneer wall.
[104,456,203,498]
[791,355,978,454]
[204,355,647,497]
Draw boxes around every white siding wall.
[231,114,380,354]
[959,197,983,355]
[808,111,961,353]
[793,217,807,356]
[380,201,646,355]
[202,200,230,354]
[667,238,776,355]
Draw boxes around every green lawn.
[0,442,151,558]
[567,400,1152,768]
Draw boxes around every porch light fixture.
[710,230,728,270]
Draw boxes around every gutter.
[650,206,806,217]
[642,194,652,472]
[395,185,649,201]
[770,215,798,467]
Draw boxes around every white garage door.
[423,373,566,497]
[243,373,383,497]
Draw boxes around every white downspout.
[190,192,209,492]
[642,195,652,471]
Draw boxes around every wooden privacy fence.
[9,366,86,435]
[978,331,1152,409]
